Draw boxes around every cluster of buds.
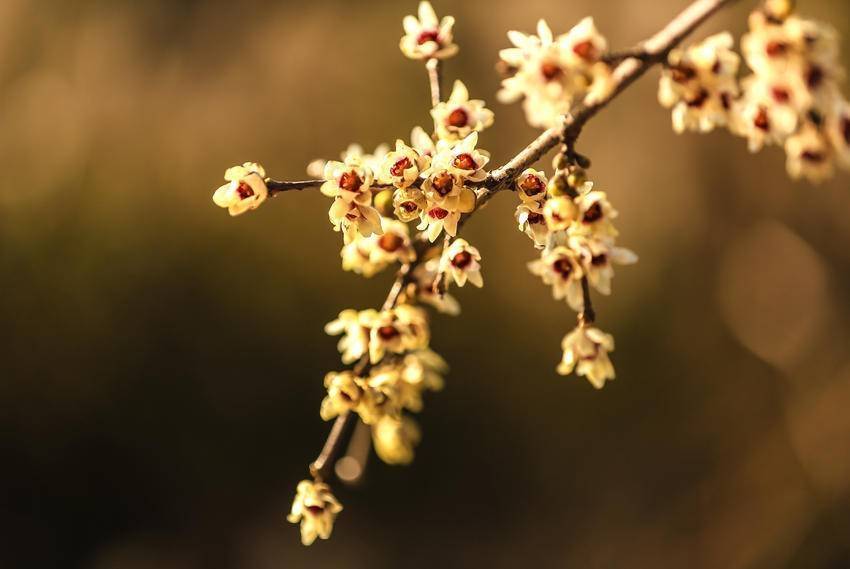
[519,157,637,389]
[498,18,615,128]
[658,0,850,183]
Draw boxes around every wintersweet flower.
[573,191,619,238]
[784,125,834,183]
[372,415,421,465]
[439,238,483,288]
[393,187,427,222]
[325,309,371,364]
[430,80,495,141]
[320,371,364,421]
[570,235,638,295]
[328,198,383,244]
[528,246,585,311]
[411,260,462,315]
[287,480,343,546]
[557,325,616,389]
[515,201,549,249]
[730,77,799,152]
[212,162,268,216]
[542,196,578,232]
[370,219,416,266]
[321,158,374,205]
[399,1,458,61]
[428,132,490,183]
[515,168,548,204]
[340,234,385,278]
[410,126,437,159]
[658,32,741,133]
[378,140,431,189]
[498,18,613,128]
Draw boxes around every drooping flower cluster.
[498,18,614,128]
[520,166,637,388]
[658,32,741,134]
[659,1,850,183]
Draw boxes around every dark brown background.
[2,0,850,567]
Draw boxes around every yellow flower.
[411,259,462,315]
[558,325,616,388]
[319,371,363,421]
[372,415,421,465]
[516,201,549,249]
[324,309,371,364]
[542,196,578,232]
[321,158,374,205]
[515,168,548,204]
[399,1,458,61]
[528,246,585,311]
[430,80,495,141]
[328,198,383,244]
[212,162,268,216]
[393,187,427,222]
[784,124,834,184]
[439,238,483,288]
[426,132,490,184]
[378,140,431,189]
[287,480,343,546]
[569,235,638,296]
[573,191,619,238]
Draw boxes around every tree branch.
[267,179,325,196]
[307,0,737,485]
[426,58,442,108]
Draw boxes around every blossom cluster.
[516,166,637,389]
[658,1,850,183]
[498,18,614,128]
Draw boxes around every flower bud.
[547,172,569,197]
[374,189,395,217]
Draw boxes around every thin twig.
[579,276,596,325]
[426,58,442,108]
[267,179,325,196]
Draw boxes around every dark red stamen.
[447,108,469,128]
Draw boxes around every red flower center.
[842,117,850,146]
[236,181,255,200]
[765,41,788,57]
[400,201,419,213]
[428,207,449,220]
[417,30,440,45]
[453,153,476,171]
[754,107,770,132]
[447,108,469,128]
[670,65,696,83]
[518,175,545,196]
[432,172,454,196]
[540,62,563,81]
[801,150,826,163]
[553,258,574,278]
[390,157,412,177]
[378,233,404,252]
[451,250,472,269]
[686,89,709,108]
[527,212,544,224]
[377,325,400,340]
[591,254,608,266]
[806,65,824,89]
[582,202,603,223]
[572,40,597,61]
[339,172,363,193]
[306,505,324,516]
[771,87,791,104]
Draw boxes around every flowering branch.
[212,0,850,547]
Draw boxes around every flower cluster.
[210,0,849,550]
[659,1,850,183]
[520,165,636,388]
[658,32,741,134]
[498,18,614,128]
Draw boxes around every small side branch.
[268,179,325,196]
[426,58,442,108]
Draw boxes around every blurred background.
[2,0,850,567]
